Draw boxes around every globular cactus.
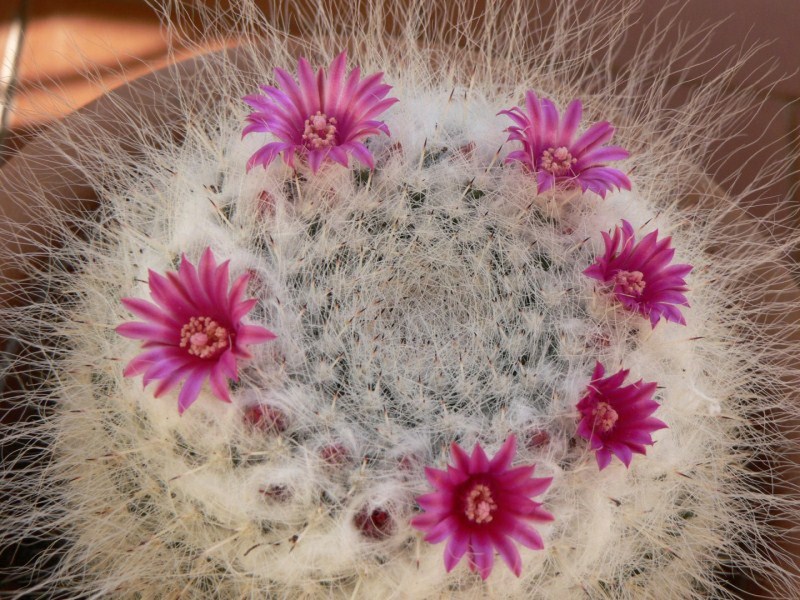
[1,1,798,598]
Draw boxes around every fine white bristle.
[1,1,798,598]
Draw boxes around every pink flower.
[583,219,693,327]
[243,51,398,173]
[499,91,631,198]
[576,361,667,470]
[411,435,553,580]
[116,248,277,414]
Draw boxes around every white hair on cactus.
[1,0,798,598]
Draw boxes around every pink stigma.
[540,146,577,176]
[614,270,646,296]
[303,111,338,149]
[593,402,619,433]
[464,483,498,524]
[180,316,229,359]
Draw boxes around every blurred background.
[0,0,798,217]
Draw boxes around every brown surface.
[615,1,800,233]
[4,0,220,130]
[1,0,798,218]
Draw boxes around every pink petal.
[610,443,633,467]
[247,142,289,171]
[615,429,656,445]
[447,464,469,486]
[536,170,554,194]
[213,262,231,311]
[352,71,385,105]
[572,121,614,155]
[198,248,218,297]
[524,91,542,130]
[177,255,208,309]
[228,274,249,310]
[450,442,471,472]
[231,298,257,322]
[558,99,582,146]
[242,93,273,111]
[641,417,669,432]
[424,466,450,489]
[444,529,469,572]
[237,325,277,346]
[424,515,457,544]
[470,532,495,580]
[492,532,522,577]
[142,355,190,387]
[595,447,613,470]
[307,150,326,174]
[121,297,178,326]
[578,146,629,166]
[297,58,320,112]
[116,322,176,344]
[410,512,443,530]
[328,146,350,167]
[218,349,239,380]
[469,443,490,473]
[496,465,535,486]
[528,505,555,523]
[583,263,606,282]
[498,107,528,128]
[511,524,544,550]
[152,362,195,397]
[540,98,559,141]
[489,435,517,473]
[208,365,231,403]
[514,476,552,498]
[148,269,192,316]
[122,347,174,378]
[348,142,375,169]
[273,67,306,116]
[416,492,453,512]
[357,97,398,122]
[340,66,362,106]
[505,149,532,167]
[591,361,606,379]
[324,51,347,113]
[178,370,207,414]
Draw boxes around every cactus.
[1,1,798,598]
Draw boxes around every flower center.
[303,111,338,149]
[614,270,646,296]
[593,401,619,433]
[464,483,498,524]
[540,146,577,176]
[180,316,229,359]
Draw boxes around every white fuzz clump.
[1,1,799,598]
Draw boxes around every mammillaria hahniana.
[0,1,798,598]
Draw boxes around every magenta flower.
[116,248,277,414]
[583,219,693,327]
[243,51,398,173]
[576,361,667,470]
[499,91,631,198]
[411,435,553,580]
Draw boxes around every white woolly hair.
[1,1,799,598]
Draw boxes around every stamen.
[593,401,619,433]
[464,483,498,524]
[614,270,646,296]
[179,316,229,359]
[302,111,338,149]
[540,146,577,176]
